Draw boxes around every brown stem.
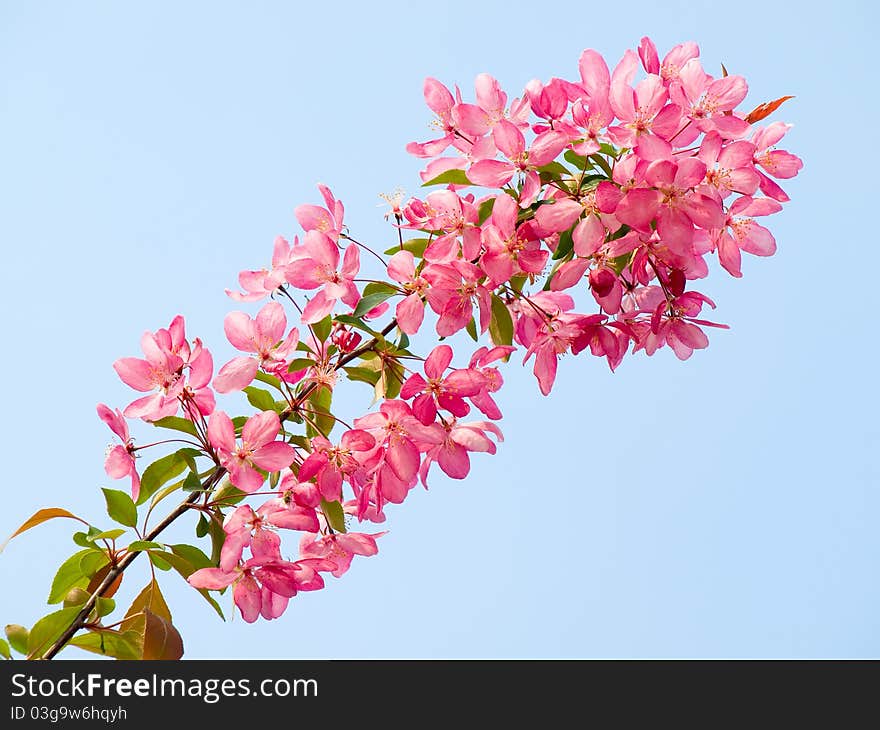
[39,317,400,660]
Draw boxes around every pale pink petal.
[113,358,154,392]
[252,442,296,472]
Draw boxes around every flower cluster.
[90,37,799,629]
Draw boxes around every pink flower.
[353,400,443,509]
[218,503,319,572]
[188,555,335,623]
[698,131,760,198]
[208,410,296,493]
[386,250,428,335]
[113,332,185,422]
[96,404,140,500]
[696,195,781,277]
[419,419,503,483]
[297,429,377,502]
[285,230,360,324]
[468,120,567,189]
[294,184,344,242]
[400,345,486,425]
[606,49,679,147]
[213,301,300,393]
[451,73,519,137]
[299,531,385,578]
[406,78,459,158]
[751,122,803,202]
[670,58,751,139]
[226,236,299,302]
[479,194,548,285]
[405,190,481,263]
[423,260,491,337]
[466,345,514,420]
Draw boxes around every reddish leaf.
[745,96,795,123]
[122,579,172,632]
[1,508,88,552]
[142,609,184,660]
[85,564,123,599]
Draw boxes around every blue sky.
[1,0,877,658]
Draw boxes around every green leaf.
[94,596,116,618]
[69,629,142,660]
[160,551,225,620]
[207,513,226,564]
[195,514,209,538]
[421,168,472,187]
[181,471,203,492]
[536,161,571,179]
[79,551,110,579]
[212,482,247,508]
[353,282,399,318]
[151,416,199,438]
[321,499,347,533]
[149,552,172,571]
[2,508,87,552]
[72,525,105,549]
[334,314,382,335]
[564,149,591,170]
[344,366,381,386]
[5,625,28,655]
[465,317,478,342]
[477,197,496,225]
[126,540,165,552]
[374,356,404,401]
[383,237,430,257]
[243,386,277,412]
[552,227,575,260]
[286,357,316,373]
[306,386,335,437]
[47,550,94,604]
[27,607,81,658]
[87,529,126,542]
[253,370,282,390]
[169,544,213,571]
[609,251,634,275]
[0,638,10,659]
[102,488,138,528]
[137,452,187,506]
[312,315,332,342]
[489,294,514,347]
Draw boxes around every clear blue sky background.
[1,1,877,658]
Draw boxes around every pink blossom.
[399,345,486,425]
[226,236,299,302]
[113,331,185,421]
[468,120,567,189]
[406,78,459,158]
[386,250,428,335]
[207,410,296,493]
[285,230,360,323]
[188,555,335,623]
[213,301,300,393]
[294,184,344,242]
[479,194,548,285]
[419,419,503,483]
[297,429,377,502]
[423,260,491,337]
[96,404,140,500]
[299,531,385,578]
